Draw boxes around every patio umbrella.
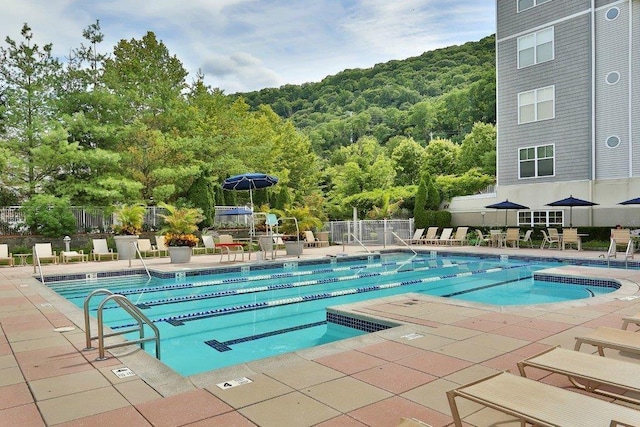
[221,173,279,207]
[485,199,529,227]
[619,197,640,205]
[545,195,598,227]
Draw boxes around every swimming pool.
[48,253,617,375]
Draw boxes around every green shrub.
[22,195,77,237]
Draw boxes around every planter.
[168,246,192,264]
[284,241,303,257]
[113,235,139,260]
[315,231,329,242]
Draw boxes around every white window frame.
[518,210,563,227]
[518,0,552,13]
[518,143,555,179]
[518,85,555,124]
[517,27,554,68]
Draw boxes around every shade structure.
[545,195,598,227]
[485,199,529,227]
[217,207,253,216]
[221,173,278,207]
[619,197,640,205]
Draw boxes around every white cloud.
[0,0,495,93]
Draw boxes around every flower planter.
[284,241,303,257]
[168,246,192,264]
[114,235,139,260]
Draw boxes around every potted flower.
[158,203,204,263]
[113,203,146,260]
[273,206,323,257]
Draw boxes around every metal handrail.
[83,289,160,361]
[129,241,151,279]
[391,231,417,255]
[343,232,372,253]
[32,245,45,284]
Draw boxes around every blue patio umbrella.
[546,195,598,227]
[222,173,279,207]
[619,197,640,205]
[485,199,529,227]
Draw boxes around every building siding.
[633,0,640,177]
[497,0,591,40]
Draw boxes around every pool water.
[48,254,615,375]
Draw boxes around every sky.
[0,0,495,94]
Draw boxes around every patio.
[1,243,640,426]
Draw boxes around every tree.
[413,178,429,228]
[423,138,460,176]
[458,122,496,174]
[22,194,77,237]
[390,137,426,185]
[0,24,73,199]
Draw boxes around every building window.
[518,210,563,227]
[518,0,552,13]
[606,71,620,85]
[606,7,620,21]
[519,144,554,178]
[518,86,555,124]
[518,27,554,68]
[606,135,620,148]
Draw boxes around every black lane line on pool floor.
[204,320,327,352]
[441,276,532,297]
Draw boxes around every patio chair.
[540,229,560,249]
[519,229,533,248]
[419,227,439,245]
[136,239,159,257]
[474,229,490,246]
[562,228,581,250]
[504,228,520,248]
[60,250,88,263]
[574,326,640,356]
[33,243,58,268]
[436,227,453,245]
[303,230,320,248]
[609,228,633,259]
[407,228,424,245]
[0,243,15,267]
[518,346,640,405]
[154,235,169,256]
[449,227,468,245]
[0,244,14,267]
[447,371,640,427]
[548,228,562,247]
[192,235,216,255]
[91,238,117,261]
[216,234,244,262]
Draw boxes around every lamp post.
[63,236,71,252]
[481,211,486,227]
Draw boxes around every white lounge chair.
[519,229,533,248]
[407,228,424,244]
[449,227,468,245]
[0,244,14,267]
[540,229,560,249]
[137,239,159,257]
[61,250,88,263]
[193,235,216,255]
[91,238,117,261]
[436,227,453,245]
[474,229,490,246]
[216,234,244,262]
[155,235,169,257]
[419,227,439,245]
[447,371,640,427]
[32,243,58,271]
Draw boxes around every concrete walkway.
[1,243,640,426]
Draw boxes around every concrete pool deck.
[2,243,640,426]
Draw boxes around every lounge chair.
[610,228,633,258]
[474,229,490,246]
[540,229,560,249]
[303,230,321,248]
[518,346,640,405]
[407,228,424,245]
[0,244,14,267]
[447,371,640,427]
[192,235,216,255]
[504,228,520,248]
[216,234,244,262]
[137,239,159,257]
[419,227,438,245]
[574,326,640,356]
[32,243,58,271]
[60,250,88,263]
[519,229,533,248]
[448,227,468,245]
[435,227,453,245]
[155,235,169,256]
[91,239,117,261]
[562,228,581,250]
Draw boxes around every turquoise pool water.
[48,254,615,375]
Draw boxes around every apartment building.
[450,0,640,227]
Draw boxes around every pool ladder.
[83,289,160,361]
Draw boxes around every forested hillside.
[239,35,495,154]
[0,21,496,228]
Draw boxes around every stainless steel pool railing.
[83,288,160,361]
[343,232,372,253]
[391,231,417,255]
